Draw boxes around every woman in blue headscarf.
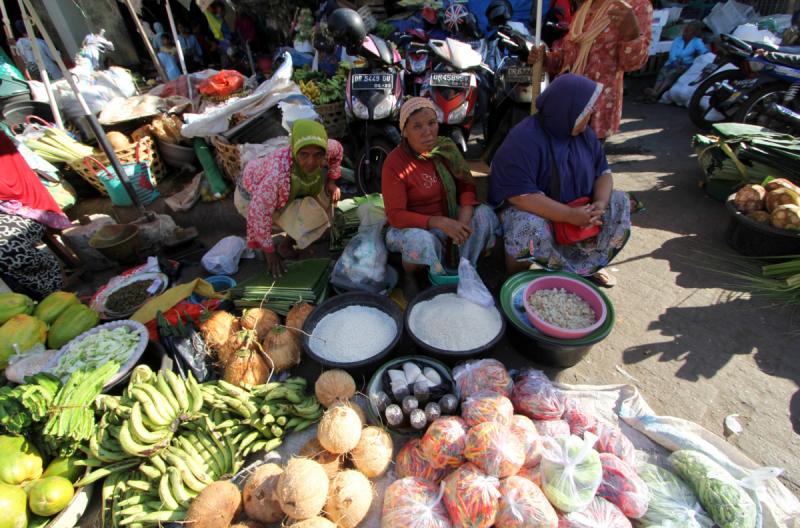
[489,73,631,287]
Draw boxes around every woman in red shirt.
[382,98,500,300]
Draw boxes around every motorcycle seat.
[764,51,800,69]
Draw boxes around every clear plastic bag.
[510,415,541,468]
[461,390,514,428]
[464,421,526,478]
[382,477,453,528]
[558,498,632,528]
[496,475,558,528]
[397,438,450,483]
[516,465,542,487]
[510,368,565,420]
[586,422,636,466]
[201,235,253,275]
[597,453,650,519]
[420,416,470,469]
[453,359,513,400]
[562,397,596,438]
[533,419,571,438]
[443,463,501,528]
[457,257,493,307]
[330,204,389,293]
[638,463,715,528]
[540,433,603,513]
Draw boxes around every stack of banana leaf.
[330,193,385,252]
[694,122,800,188]
[156,311,217,383]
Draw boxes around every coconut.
[766,188,800,212]
[219,329,258,365]
[764,178,800,194]
[277,458,329,520]
[733,184,766,213]
[200,310,241,352]
[318,405,363,454]
[323,470,372,528]
[315,370,356,408]
[771,204,800,230]
[243,463,284,523]
[286,303,314,338]
[350,426,392,478]
[328,401,366,425]
[299,438,343,480]
[185,480,242,528]
[241,308,281,341]
[264,327,302,372]
[231,522,267,528]
[283,518,336,528]
[746,210,772,225]
[225,349,269,387]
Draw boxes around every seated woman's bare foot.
[277,237,299,259]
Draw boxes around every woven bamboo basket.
[66,136,166,196]
[214,137,243,184]
[315,101,348,140]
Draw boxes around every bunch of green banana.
[43,361,119,457]
[313,78,346,105]
[104,468,186,528]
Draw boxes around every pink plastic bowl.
[523,276,607,340]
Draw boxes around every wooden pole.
[17,0,64,129]
[530,0,544,115]
[120,0,169,82]
[164,0,192,97]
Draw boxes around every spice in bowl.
[527,288,596,329]
[105,280,158,313]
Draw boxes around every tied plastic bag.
[638,464,715,528]
[383,477,453,528]
[533,419,571,438]
[420,416,470,469]
[562,397,596,438]
[453,359,514,400]
[397,438,451,483]
[461,390,514,428]
[201,236,254,275]
[540,433,603,513]
[198,70,245,97]
[558,498,632,528]
[496,476,558,528]
[517,465,542,486]
[587,422,636,466]
[443,463,501,528]
[510,368,565,420]
[510,415,541,468]
[457,257,493,307]
[597,453,650,518]
[330,203,389,293]
[464,421,526,478]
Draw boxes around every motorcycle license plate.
[507,67,533,83]
[430,73,471,88]
[351,74,393,90]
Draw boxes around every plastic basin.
[89,224,140,260]
[156,137,199,168]
[301,291,404,377]
[404,284,506,366]
[725,194,800,258]
[190,276,237,304]
[522,276,607,340]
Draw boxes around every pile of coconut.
[226,370,393,528]
[198,303,314,386]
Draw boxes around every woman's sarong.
[0,213,61,298]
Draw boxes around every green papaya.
[33,292,79,326]
[41,457,83,484]
[0,294,36,325]
[28,477,73,516]
[0,483,27,528]
[0,436,43,486]
[0,315,47,370]
[46,305,100,350]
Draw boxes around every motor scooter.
[400,30,432,97]
[729,52,800,135]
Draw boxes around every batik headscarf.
[287,119,328,204]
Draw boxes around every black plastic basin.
[725,195,800,258]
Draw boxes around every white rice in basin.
[310,305,396,362]
[409,293,502,351]
[527,287,596,329]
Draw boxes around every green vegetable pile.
[540,434,603,513]
[291,64,328,85]
[374,23,397,40]
[638,463,714,528]
[50,326,142,382]
[0,372,62,438]
[669,450,757,528]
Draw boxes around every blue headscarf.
[488,73,609,207]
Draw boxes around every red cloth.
[381,146,479,230]
[0,132,64,215]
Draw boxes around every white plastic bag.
[165,173,208,212]
[201,236,253,275]
[330,203,389,293]
[457,257,493,307]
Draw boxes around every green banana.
[129,402,172,444]
[129,387,172,427]
[168,466,198,507]
[155,373,181,416]
[164,369,190,413]
[158,473,181,511]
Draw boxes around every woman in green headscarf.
[236,119,343,276]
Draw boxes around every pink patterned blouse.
[241,140,343,252]
[545,0,653,139]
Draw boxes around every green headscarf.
[287,119,328,204]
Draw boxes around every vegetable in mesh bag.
[462,390,514,427]
[420,416,469,469]
[562,397,595,438]
[510,415,541,468]
[669,450,782,528]
[510,368,565,420]
[382,477,453,528]
[596,453,650,518]
[533,419,570,438]
[540,433,603,513]
[443,462,501,528]
[453,359,513,400]
[495,475,558,528]
[397,439,451,483]
[637,463,714,528]
[586,422,636,466]
[464,421,526,478]
[558,498,632,528]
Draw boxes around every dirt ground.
[68,79,800,508]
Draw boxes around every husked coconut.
[350,426,392,478]
[299,438,343,480]
[243,463,284,523]
[276,458,329,520]
[315,370,356,408]
[324,470,372,528]
[318,406,363,454]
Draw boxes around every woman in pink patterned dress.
[528,0,653,140]
[235,119,342,276]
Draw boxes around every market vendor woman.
[382,97,501,300]
[237,119,342,276]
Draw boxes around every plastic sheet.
[464,421,526,478]
[510,414,541,468]
[597,453,650,518]
[443,462,501,528]
[539,433,603,513]
[587,422,637,466]
[453,359,513,400]
[420,416,470,469]
[558,497,632,528]
[461,390,514,428]
[562,397,596,438]
[495,475,558,528]
[510,368,565,420]
[638,463,715,528]
[382,477,453,528]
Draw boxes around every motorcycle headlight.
[448,101,469,124]
[434,104,444,123]
[373,96,396,120]
[352,97,369,120]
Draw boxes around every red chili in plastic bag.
[596,453,650,518]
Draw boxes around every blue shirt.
[667,37,708,67]
[178,34,203,58]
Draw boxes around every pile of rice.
[310,305,396,362]
[527,288,596,329]
[409,293,502,351]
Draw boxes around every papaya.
[0,436,43,486]
[47,305,100,350]
[28,477,73,516]
[33,292,79,326]
[0,315,47,370]
[0,294,36,325]
[41,457,83,484]
[0,483,27,528]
